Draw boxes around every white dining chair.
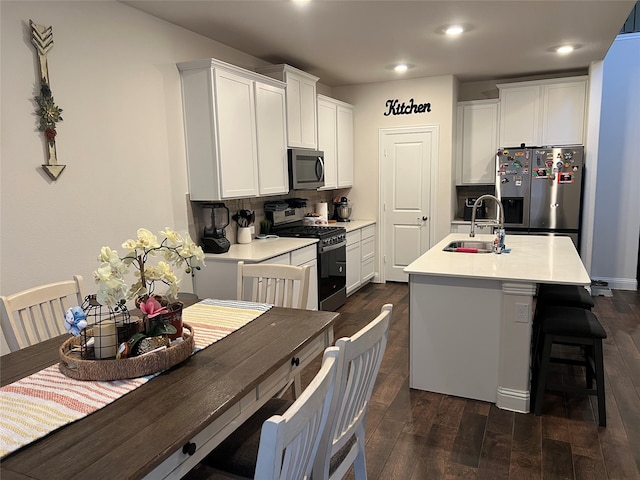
[237,260,312,399]
[198,346,341,480]
[237,261,311,310]
[197,304,393,480]
[0,327,10,356]
[0,275,86,351]
[312,303,393,480]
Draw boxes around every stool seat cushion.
[539,306,606,339]
[537,284,595,309]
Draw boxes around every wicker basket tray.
[59,323,195,381]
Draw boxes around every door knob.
[422,216,428,221]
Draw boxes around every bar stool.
[532,306,607,426]
[532,284,595,371]
[537,284,595,310]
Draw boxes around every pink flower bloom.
[139,296,168,318]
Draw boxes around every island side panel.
[409,274,502,403]
[497,281,537,413]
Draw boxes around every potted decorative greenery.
[93,228,205,342]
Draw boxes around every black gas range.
[272,225,346,249]
[267,209,347,312]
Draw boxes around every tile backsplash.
[189,188,351,245]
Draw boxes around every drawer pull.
[183,442,196,456]
[291,357,300,367]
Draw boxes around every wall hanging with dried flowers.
[30,19,65,180]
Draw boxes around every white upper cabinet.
[257,64,319,149]
[317,94,354,190]
[336,103,354,188]
[317,96,338,189]
[255,82,289,196]
[498,85,540,147]
[540,81,587,146]
[177,59,288,201]
[456,99,498,184]
[498,77,587,147]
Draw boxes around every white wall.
[0,1,269,296]
[332,77,455,281]
[590,33,640,289]
[334,76,455,234]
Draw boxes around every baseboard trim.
[591,277,637,291]
[497,386,530,413]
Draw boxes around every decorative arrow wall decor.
[30,19,65,181]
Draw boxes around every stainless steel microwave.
[288,148,325,190]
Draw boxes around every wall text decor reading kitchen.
[384,98,431,116]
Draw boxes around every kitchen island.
[404,233,590,413]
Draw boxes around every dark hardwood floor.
[303,282,640,480]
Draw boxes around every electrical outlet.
[515,303,529,323]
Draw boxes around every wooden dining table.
[0,305,338,480]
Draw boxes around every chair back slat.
[237,262,311,309]
[1,275,85,352]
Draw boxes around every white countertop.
[404,233,590,285]
[204,237,318,263]
[342,219,376,232]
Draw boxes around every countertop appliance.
[201,202,231,254]
[288,148,325,190]
[332,196,352,222]
[463,197,486,221]
[267,207,346,311]
[496,146,584,248]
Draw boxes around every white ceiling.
[121,0,636,87]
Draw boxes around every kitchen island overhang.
[405,233,590,413]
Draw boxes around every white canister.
[237,227,252,244]
[315,202,328,222]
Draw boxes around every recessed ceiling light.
[387,63,414,73]
[445,25,464,36]
[556,45,575,54]
[436,24,472,36]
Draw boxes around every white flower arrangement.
[93,228,205,308]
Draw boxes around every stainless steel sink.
[443,240,494,253]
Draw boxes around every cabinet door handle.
[291,357,300,367]
[183,442,196,456]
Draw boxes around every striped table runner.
[0,299,272,459]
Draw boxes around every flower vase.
[154,301,184,340]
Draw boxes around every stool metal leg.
[534,335,554,416]
[594,339,606,427]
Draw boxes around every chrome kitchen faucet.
[470,194,505,238]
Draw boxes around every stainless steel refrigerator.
[496,146,584,248]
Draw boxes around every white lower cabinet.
[346,231,361,295]
[361,225,375,283]
[193,245,319,310]
[290,246,319,310]
[346,224,376,296]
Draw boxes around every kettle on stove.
[332,197,352,222]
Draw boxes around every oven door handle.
[319,241,346,254]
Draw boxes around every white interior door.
[381,127,437,282]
